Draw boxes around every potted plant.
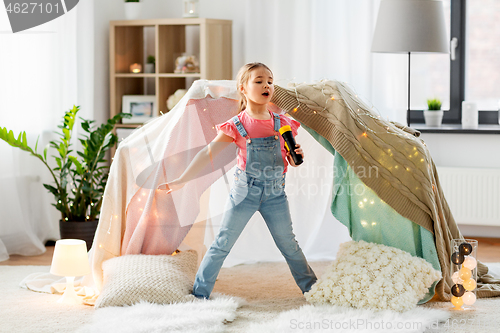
[124,0,142,20]
[0,106,130,250]
[424,98,443,127]
[145,55,155,73]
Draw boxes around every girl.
[163,62,317,299]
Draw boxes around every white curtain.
[0,2,93,261]
[243,0,410,124]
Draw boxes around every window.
[410,0,451,112]
[465,0,500,112]
[410,0,500,124]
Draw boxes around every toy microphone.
[279,125,303,165]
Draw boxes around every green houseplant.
[145,55,155,73]
[0,106,130,249]
[427,98,442,111]
[424,98,444,127]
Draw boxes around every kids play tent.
[90,79,500,302]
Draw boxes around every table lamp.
[371,0,449,126]
[50,239,91,305]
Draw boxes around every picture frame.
[122,95,158,124]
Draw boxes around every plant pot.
[424,110,444,127]
[59,220,99,251]
[124,2,142,20]
[145,63,155,73]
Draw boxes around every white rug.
[3,262,500,333]
[245,304,449,333]
[0,265,94,333]
[77,294,246,333]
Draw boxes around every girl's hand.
[157,179,185,194]
[286,144,304,167]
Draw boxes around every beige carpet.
[2,261,500,332]
[213,261,331,330]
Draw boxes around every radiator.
[436,166,500,226]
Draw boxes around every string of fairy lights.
[450,240,478,308]
[286,80,438,196]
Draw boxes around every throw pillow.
[305,240,441,312]
[95,250,198,308]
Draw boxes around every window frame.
[410,0,499,125]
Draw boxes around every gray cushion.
[95,250,197,308]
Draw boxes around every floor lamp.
[371,0,449,127]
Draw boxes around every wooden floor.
[2,237,500,266]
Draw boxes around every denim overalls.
[192,112,317,299]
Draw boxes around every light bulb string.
[286,81,435,197]
[287,89,432,213]
[336,82,434,189]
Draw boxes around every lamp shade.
[371,0,449,53]
[50,239,90,277]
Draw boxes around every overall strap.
[232,115,248,138]
[272,112,281,132]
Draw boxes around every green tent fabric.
[302,124,441,304]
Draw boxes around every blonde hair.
[236,62,273,112]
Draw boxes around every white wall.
[421,133,500,237]
[420,133,500,168]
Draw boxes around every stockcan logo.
[3,0,79,33]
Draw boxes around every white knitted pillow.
[95,250,198,308]
[305,240,441,312]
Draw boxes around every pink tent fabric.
[121,97,240,255]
